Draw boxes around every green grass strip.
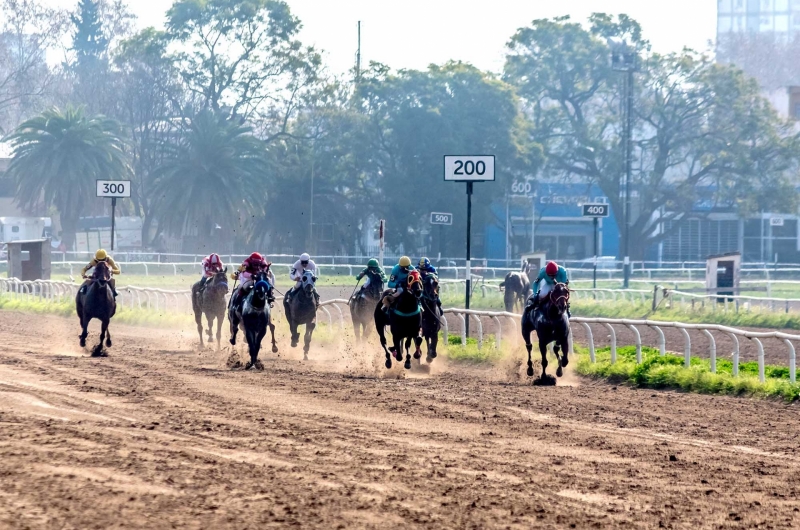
[576,345,800,402]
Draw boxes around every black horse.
[229,272,278,370]
[374,271,423,370]
[283,270,318,360]
[349,274,384,343]
[75,261,116,356]
[420,273,442,363]
[499,270,531,313]
[521,282,570,385]
[192,267,229,349]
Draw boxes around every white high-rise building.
[717,0,800,37]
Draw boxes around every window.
[794,102,800,118]
[11,226,19,233]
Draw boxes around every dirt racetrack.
[1,311,800,529]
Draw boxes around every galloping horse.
[283,270,318,360]
[349,275,384,343]
[229,271,278,369]
[499,267,531,313]
[75,260,116,356]
[192,268,229,349]
[374,271,423,370]
[420,273,442,363]
[521,282,570,384]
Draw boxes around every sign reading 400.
[96,180,132,198]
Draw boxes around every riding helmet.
[367,258,380,268]
[249,252,263,262]
[95,249,108,261]
[398,256,411,267]
[300,253,311,262]
[545,261,559,276]
[419,257,431,269]
[210,253,220,264]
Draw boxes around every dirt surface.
[1,311,800,529]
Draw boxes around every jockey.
[288,252,319,307]
[198,253,224,292]
[231,252,275,305]
[418,257,442,311]
[79,249,121,297]
[354,258,387,299]
[382,256,416,311]
[528,260,569,312]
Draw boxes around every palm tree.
[5,106,131,250]
[150,110,269,246]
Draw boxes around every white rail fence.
[2,278,798,384]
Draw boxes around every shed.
[520,251,547,276]
[6,238,51,281]
[706,252,740,299]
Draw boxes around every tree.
[357,61,540,254]
[149,110,269,251]
[0,0,67,133]
[114,27,185,246]
[71,0,107,71]
[504,14,800,260]
[166,0,321,125]
[4,106,131,249]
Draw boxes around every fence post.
[604,323,616,364]
[626,324,642,364]
[702,329,716,373]
[753,338,765,383]
[651,326,666,356]
[580,322,595,362]
[680,327,691,367]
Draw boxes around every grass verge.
[576,344,800,402]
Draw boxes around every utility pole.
[611,40,638,289]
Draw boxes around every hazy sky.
[44,0,718,74]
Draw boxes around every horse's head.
[92,261,111,283]
[549,282,570,314]
[253,280,269,300]
[407,270,423,299]
[423,273,438,299]
[209,267,229,294]
[301,270,316,294]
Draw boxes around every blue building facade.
[484,182,620,266]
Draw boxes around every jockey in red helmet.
[198,253,224,291]
[528,260,570,313]
[231,252,275,306]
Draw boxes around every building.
[717,0,800,37]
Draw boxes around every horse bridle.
[549,283,570,307]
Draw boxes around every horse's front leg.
[105,327,112,347]
[303,321,316,360]
[79,315,89,348]
[522,321,534,377]
[269,319,278,353]
[206,312,214,343]
[195,308,204,347]
[539,340,550,379]
[215,313,224,349]
[412,332,421,360]
[403,336,412,370]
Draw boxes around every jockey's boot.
[267,289,275,307]
[110,279,118,298]
[197,276,208,295]
[381,294,392,315]
[314,290,320,309]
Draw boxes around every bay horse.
[349,273,384,343]
[283,270,318,360]
[229,272,278,370]
[192,267,229,349]
[499,270,531,313]
[521,282,570,385]
[374,271,423,370]
[75,260,116,356]
[420,273,442,363]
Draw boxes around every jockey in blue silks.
[528,260,570,314]
[382,256,416,311]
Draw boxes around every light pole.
[610,40,638,289]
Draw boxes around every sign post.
[581,203,610,288]
[378,219,385,271]
[430,213,453,260]
[444,155,495,337]
[96,180,131,251]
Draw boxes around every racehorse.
[229,271,278,370]
[499,270,530,313]
[75,260,116,356]
[283,270,318,360]
[521,282,570,385]
[192,267,229,349]
[374,271,424,370]
[349,275,384,343]
[420,273,442,363]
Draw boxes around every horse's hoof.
[244,361,253,370]
[105,339,112,347]
[430,351,437,359]
[404,359,411,370]
[526,366,534,377]
[385,359,392,369]
[303,354,308,361]
[413,351,421,360]
[229,338,236,345]
[291,340,298,348]
[254,360,265,370]
[561,357,569,368]
[79,339,86,348]
[533,374,557,386]
[426,356,433,364]
[556,366,563,377]
[272,345,278,353]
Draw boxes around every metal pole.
[465,182,473,337]
[378,219,385,270]
[309,142,315,254]
[356,21,361,81]
[111,197,116,251]
[505,195,510,264]
[623,68,633,288]
[530,194,535,253]
[593,216,598,289]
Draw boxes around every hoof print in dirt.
[533,374,557,386]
